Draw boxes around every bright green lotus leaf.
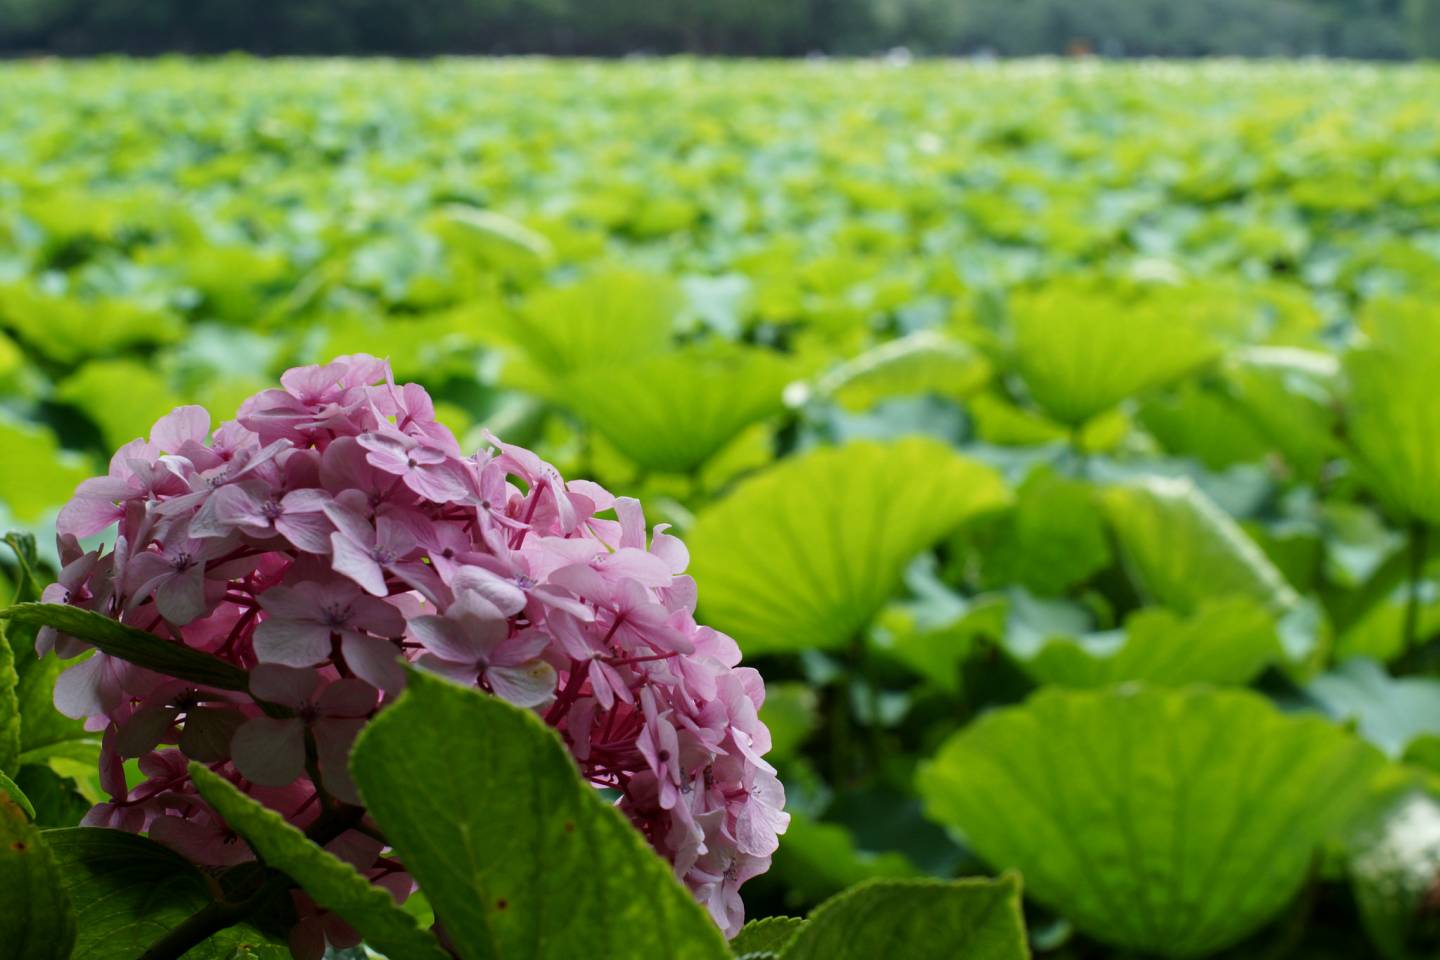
[810,331,991,412]
[1019,597,1280,688]
[349,670,731,960]
[434,204,555,272]
[508,268,678,379]
[0,794,75,960]
[920,686,1386,957]
[43,827,289,960]
[0,282,185,365]
[1347,791,1440,960]
[1137,382,1270,471]
[561,344,797,474]
[56,360,180,451]
[968,392,1069,447]
[1009,286,1222,425]
[688,438,1010,655]
[1344,302,1440,525]
[1308,658,1440,759]
[973,466,1111,595]
[0,418,91,522]
[190,764,450,960]
[1226,347,1339,481]
[780,876,1028,960]
[1102,476,1298,615]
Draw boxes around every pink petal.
[231,716,306,786]
[340,634,406,698]
[316,677,379,718]
[484,661,557,708]
[248,663,322,707]
[330,531,388,596]
[253,618,333,667]
[314,718,365,804]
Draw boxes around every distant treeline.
[2,0,1438,58]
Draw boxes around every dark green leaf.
[0,768,34,819]
[44,827,289,960]
[729,916,805,958]
[189,763,449,960]
[0,603,249,692]
[780,876,1029,960]
[349,669,731,960]
[0,794,76,960]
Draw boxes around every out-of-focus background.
[4,4,1440,959]
[1,0,1439,57]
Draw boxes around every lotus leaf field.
[3,57,1440,960]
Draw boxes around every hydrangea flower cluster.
[43,354,787,943]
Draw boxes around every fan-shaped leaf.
[919,686,1385,957]
[688,439,1010,655]
[562,345,796,474]
[811,331,991,412]
[1344,303,1440,525]
[1102,476,1297,615]
[1016,597,1280,688]
[1010,287,1221,425]
[509,269,678,379]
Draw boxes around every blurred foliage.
[0,0,1436,57]
[3,58,1440,957]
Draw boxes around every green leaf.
[508,268,677,379]
[688,439,1010,655]
[562,344,796,474]
[1102,476,1298,615]
[728,916,805,958]
[1308,658,1440,758]
[811,331,991,412]
[1344,302,1440,526]
[434,204,554,271]
[56,359,181,452]
[1018,597,1281,688]
[189,763,450,960]
[0,769,34,819]
[0,794,76,960]
[0,418,92,522]
[44,827,289,960]
[919,686,1385,957]
[0,597,19,773]
[780,876,1029,960]
[972,466,1110,595]
[349,669,731,960]
[0,603,249,692]
[768,811,920,905]
[1009,286,1221,425]
[1226,347,1338,482]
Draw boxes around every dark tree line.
[1,0,1436,58]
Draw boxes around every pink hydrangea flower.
[40,355,785,943]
